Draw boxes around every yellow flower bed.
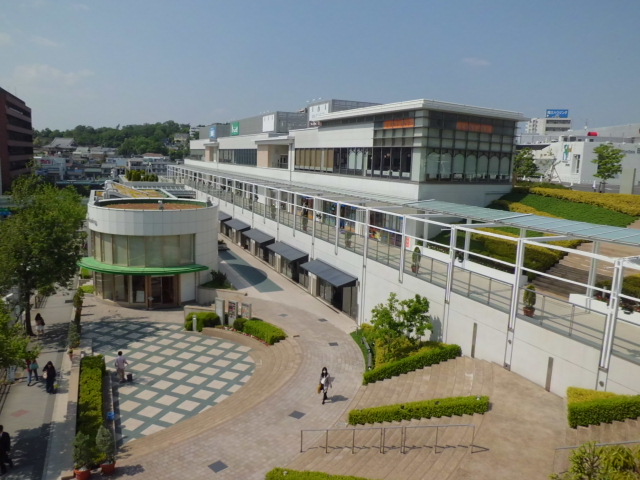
[530,187,640,216]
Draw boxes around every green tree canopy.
[0,301,32,369]
[592,144,624,184]
[0,176,87,335]
[370,292,432,343]
[513,148,539,181]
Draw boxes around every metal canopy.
[300,259,357,288]
[407,199,640,248]
[266,242,308,263]
[242,228,275,245]
[223,218,250,231]
[218,212,231,222]
[175,164,640,248]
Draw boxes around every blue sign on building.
[209,126,217,140]
[546,109,569,118]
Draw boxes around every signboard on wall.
[241,302,252,319]
[262,114,275,132]
[383,118,415,129]
[308,102,330,122]
[231,122,240,136]
[209,126,217,140]
[228,300,238,323]
[546,109,569,118]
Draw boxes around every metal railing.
[552,439,640,475]
[300,423,478,455]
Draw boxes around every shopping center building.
[82,97,640,398]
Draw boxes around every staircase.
[533,218,640,298]
[286,357,494,480]
[554,418,640,473]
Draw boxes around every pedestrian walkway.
[83,320,254,443]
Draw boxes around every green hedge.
[363,344,461,385]
[77,355,106,453]
[567,387,640,428]
[184,311,221,332]
[243,318,286,345]
[233,317,247,331]
[348,395,490,425]
[596,274,640,300]
[266,469,373,480]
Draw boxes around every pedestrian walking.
[43,361,57,394]
[35,313,45,337]
[27,356,39,386]
[0,425,14,474]
[114,351,129,383]
[320,366,332,405]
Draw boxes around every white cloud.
[0,32,12,47]
[11,64,94,87]
[31,35,61,48]
[462,57,491,67]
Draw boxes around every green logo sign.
[231,122,240,136]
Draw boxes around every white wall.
[292,124,374,148]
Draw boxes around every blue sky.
[1,0,638,131]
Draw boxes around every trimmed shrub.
[348,395,490,425]
[597,275,640,300]
[243,318,287,345]
[184,311,221,332]
[567,386,640,428]
[266,469,372,480]
[528,187,640,219]
[68,321,81,348]
[233,317,247,331]
[77,355,106,458]
[363,344,461,385]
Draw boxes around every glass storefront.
[96,273,177,307]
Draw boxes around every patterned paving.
[84,321,255,444]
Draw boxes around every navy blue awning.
[242,229,275,245]
[218,212,231,222]
[300,259,357,288]
[266,242,308,263]
[223,218,250,231]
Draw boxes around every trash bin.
[126,373,133,382]
[106,411,115,421]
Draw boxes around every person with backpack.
[43,361,57,394]
[27,356,39,386]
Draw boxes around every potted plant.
[73,431,94,480]
[95,425,116,475]
[411,247,421,273]
[345,230,353,248]
[523,284,537,317]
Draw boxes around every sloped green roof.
[79,257,209,276]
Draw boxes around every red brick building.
[0,87,33,194]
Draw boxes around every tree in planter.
[592,143,624,193]
[522,284,537,317]
[0,175,86,336]
[411,247,421,273]
[73,288,85,325]
[0,300,31,374]
[345,231,353,248]
[95,425,116,474]
[73,431,94,478]
[371,293,432,344]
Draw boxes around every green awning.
[79,257,209,276]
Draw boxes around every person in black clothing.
[0,425,13,474]
[43,361,57,394]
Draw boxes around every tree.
[550,441,640,479]
[370,292,432,343]
[0,176,86,336]
[592,144,624,191]
[0,300,31,370]
[513,148,538,182]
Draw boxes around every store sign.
[231,122,240,136]
[457,121,493,133]
[262,114,275,132]
[546,109,569,118]
[209,126,217,140]
[383,118,415,129]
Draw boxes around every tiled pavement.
[84,321,254,443]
